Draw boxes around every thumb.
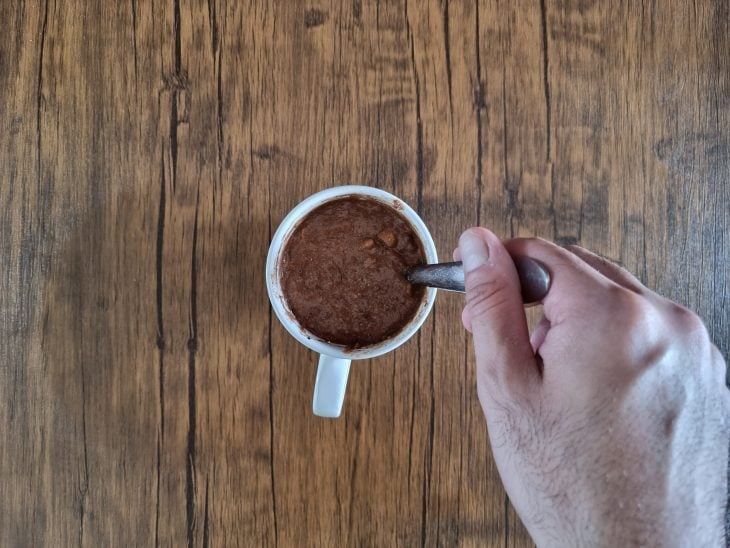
[459,228,539,399]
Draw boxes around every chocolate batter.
[280,196,426,347]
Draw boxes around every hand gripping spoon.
[405,257,550,305]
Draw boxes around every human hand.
[457,228,729,547]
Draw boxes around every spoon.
[406,257,551,304]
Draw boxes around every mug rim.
[265,185,438,360]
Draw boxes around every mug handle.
[312,354,351,418]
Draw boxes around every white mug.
[266,186,438,418]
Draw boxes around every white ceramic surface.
[265,185,438,417]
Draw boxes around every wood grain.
[1,0,727,546]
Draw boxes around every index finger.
[504,238,626,323]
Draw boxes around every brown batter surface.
[280,196,426,347]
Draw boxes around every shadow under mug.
[266,186,438,418]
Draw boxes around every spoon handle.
[406,258,551,304]
[406,262,465,292]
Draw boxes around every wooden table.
[2,1,728,546]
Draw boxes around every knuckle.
[710,345,728,379]
[657,302,713,356]
[711,345,726,367]
[670,303,707,335]
[628,301,712,371]
[634,337,671,369]
[604,288,670,369]
[604,285,648,326]
[466,276,512,321]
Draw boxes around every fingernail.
[459,230,489,273]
